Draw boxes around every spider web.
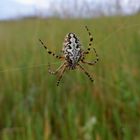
[0,20,139,92]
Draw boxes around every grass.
[0,15,140,140]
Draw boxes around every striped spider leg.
[81,26,99,66]
[39,39,63,59]
[77,63,94,82]
[48,62,67,86]
[39,39,66,86]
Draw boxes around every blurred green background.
[0,14,140,140]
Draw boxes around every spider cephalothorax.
[39,26,99,86]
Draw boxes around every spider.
[39,26,99,86]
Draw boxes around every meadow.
[0,14,140,140]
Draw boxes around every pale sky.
[0,0,140,20]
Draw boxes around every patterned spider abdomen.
[62,33,83,69]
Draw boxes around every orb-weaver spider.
[39,26,99,86]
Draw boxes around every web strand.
[0,62,60,73]
[96,23,140,48]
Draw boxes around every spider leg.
[56,65,67,86]
[78,63,94,82]
[39,39,64,60]
[81,47,99,65]
[84,25,94,55]
[81,26,99,64]
[81,58,98,66]
[48,62,66,75]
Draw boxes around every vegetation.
[0,15,140,140]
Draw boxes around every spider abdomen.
[63,33,82,69]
